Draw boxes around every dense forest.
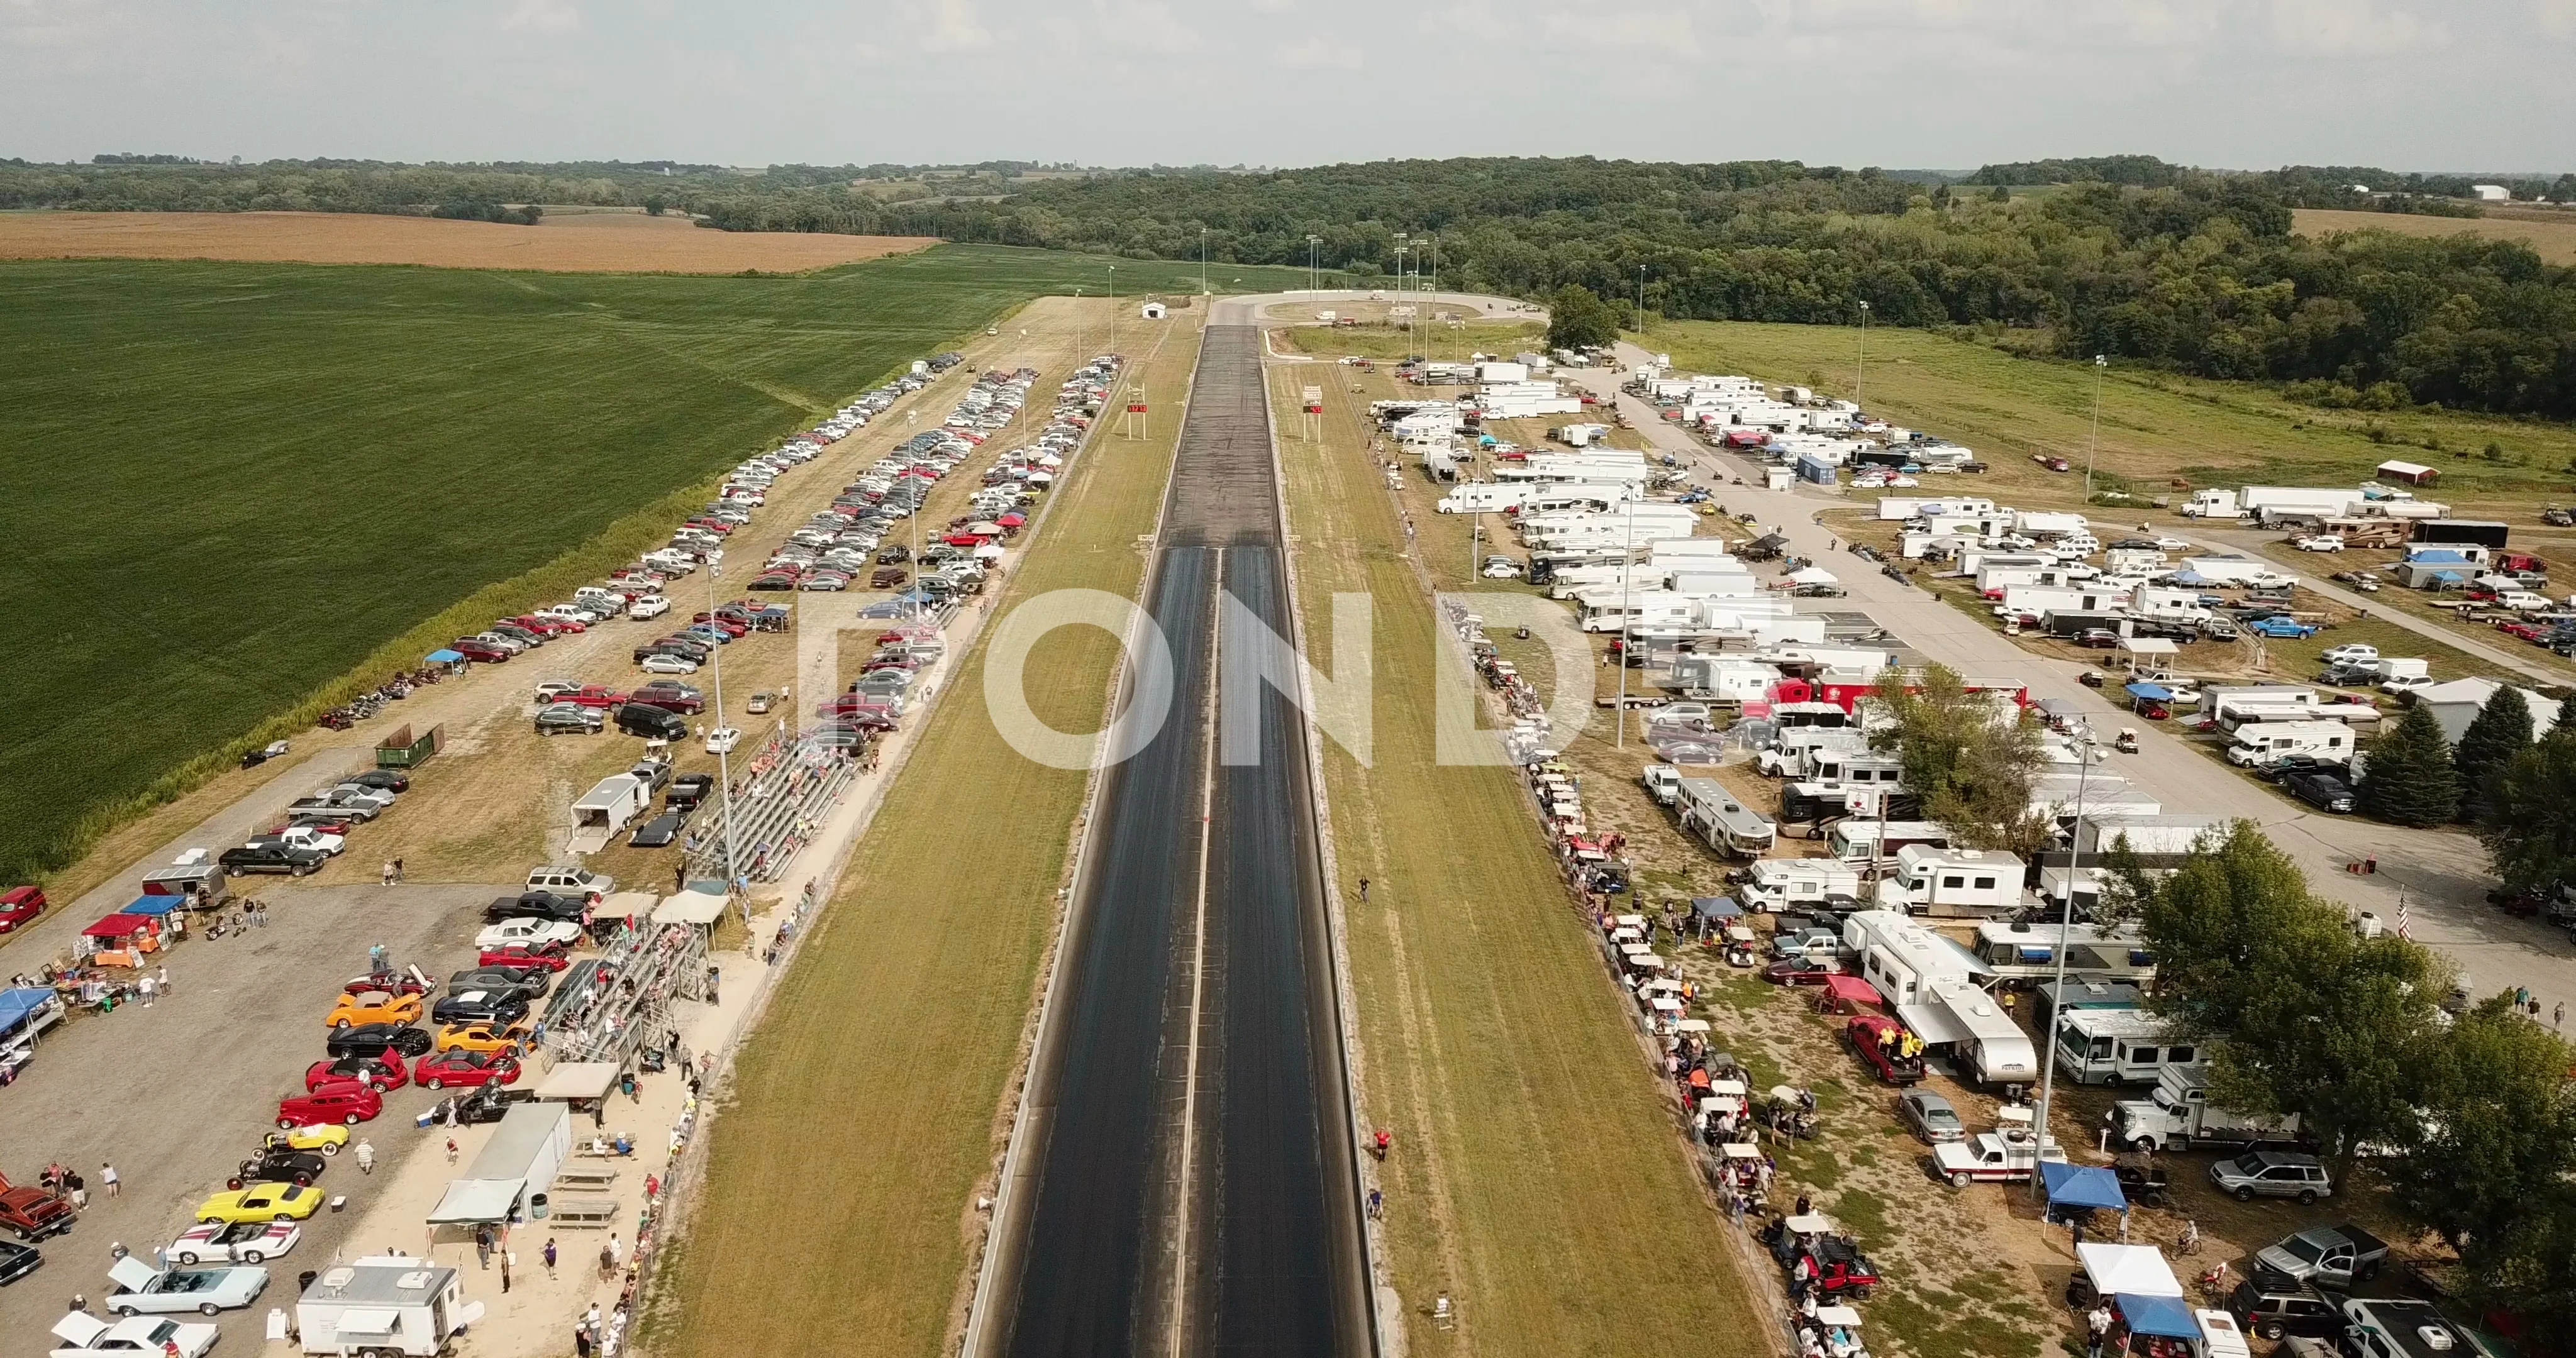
[6,153,2572,417]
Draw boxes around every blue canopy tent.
[0,987,56,1038]
[2042,1161,2129,1213]
[2167,570,2212,586]
[1691,896,1743,921]
[2123,682,2174,702]
[424,648,464,665]
[121,895,189,918]
[2114,1293,2201,1340]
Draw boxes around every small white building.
[2416,676,2562,746]
[2471,184,2511,202]
[1140,301,1168,319]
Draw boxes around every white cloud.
[1247,0,1296,11]
[1274,34,1362,70]
[2266,0,2444,55]
[911,0,996,52]
[499,0,580,35]
[2534,0,2576,39]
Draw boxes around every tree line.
[6,153,2573,417]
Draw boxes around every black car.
[616,705,690,741]
[666,773,716,810]
[341,770,410,793]
[2228,1278,2340,1341]
[450,966,553,1000]
[2285,770,2357,814]
[230,1149,328,1190]
[219,843,326,877]
[629,812,685,849]
[431,990,533,1027]
[441,1083,531,1126]
[482,892,587,925]
[327,1022,433,1059]
[0,1239,40,1287]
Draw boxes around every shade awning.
[425,649,465,664]
[1785,566,1840,585]
[652,890,729,926]
[1690,895,1743,919]
[0,987,55,1032]
[332,1308,401,1337]
[2078,1243,2183,1296]
[123,895,188,917]
[532,1062,623,1101]
[2123,682,2174,700]
[425,1178,525,1225]
[1893,1000,1973,1046]
[1819,975,1882,1008]
[2119,638,2179,656]
[83,913,151,937]
[2042,1161,2129,1212]
[2116,1293,2201,1340]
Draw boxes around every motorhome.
[1740,859,1863,913]
[2053,1008,2200,1086]
[2223,720,2354,768]
[1972,922,2157,985]
[1872,847,2026,917]
[1675,656,1785,705]
[1675,779,1777,858]
[1928,976,2040,1088]
[1753,726,1868,775]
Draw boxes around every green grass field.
[1643,318,2576,514]
[1275,366,1762,1354]
[646,316,1206,1358]
[0,246,1304,882]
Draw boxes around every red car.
[1765,957,1852,986]
[342,973,428,997]
[277,1083,383,1128]
[1842,1016,1926,1086]
[416,1049,523,1090]
[450,639,511,663]
[689,614,749,637]
[478,942,572,972]
[0,885,46,934]
[2497,621,2548,643]
[554,685,628,710]
[506,615,573,638]
[306,1052,408,1093]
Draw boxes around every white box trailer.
[569,775,650,854]
[2224,720,2354,767]
[1829,819,1950,864]
[1674,656,1782,704]
[1841,909,1979,1006]
[2176,556,2294,587]
[2075,816,2226,856]
[297,1260,483,1357]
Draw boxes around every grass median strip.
[1272,365,1764,1355]
[648,309,1206,1358]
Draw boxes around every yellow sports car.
[194,1182,323,1223]
[326,992,423,1030]
[436,1020,531,1055]
[265,1124,348,1156]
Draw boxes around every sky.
[4,0,2570,173]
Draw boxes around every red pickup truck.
[553,685,628,710]
[0,886,44,934]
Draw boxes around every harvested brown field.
[0,209,936,274]
[2292,207,2576,264]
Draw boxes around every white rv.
[1841,909,1979,1007]
[1740,858,1861,912]
[2223,720,2353,768]
[1675,779,1777,858]
[2053,1009,2200,1086]
[1872,847,2026,917]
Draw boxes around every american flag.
[2396,897,2410,941]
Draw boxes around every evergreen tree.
[2487,735,2576,892]
[1543,285,1620,351]
[2455,686,2533,824]
[2358,704,2460,826]
[2558,691,2576,733]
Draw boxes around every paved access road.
[989,323,1369,1355]
[1557,346,2576,1013]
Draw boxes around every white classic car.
[104,1256,269,1316]
[474,918,583,951]
[165,1220,301,1266]
[51,1312,218,1358]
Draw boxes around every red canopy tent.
[84,914,152,939]
[1816,974,1883,1012]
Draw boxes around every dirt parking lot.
[0,210,936,274]
[0,883,492,1357]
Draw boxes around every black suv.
[617,704,690,740]
[482,891,588,925]
[2226,1278,2339,1341]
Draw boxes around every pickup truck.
[1933,1110,2066,1187]
[219,843,327,877]
[2245,617,2321,639]
[1641,764,1682,807]
[481,892,589,925]
[2253,1224,2387,1289]
[285,790,386,822]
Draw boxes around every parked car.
[2293,536,2345,553]
[164,1220,300,1266]
[340,770,409,793]
[325,1024,432,1059]
[103,1257,269,1317]
[325,992,422,1030]
[219,843,325,878]
[2210,1150,2333,1203]
[192,1183,321,1224]
[275,1085,382,1128]
[1763,957,1852,985]
[0,1238,36,1286]
[630,812,685,849]
[436,1020,531,1056]
[229,1149,328,1190]
[416,1049,523,1090]
[639,653,700,675]
[481,892,588,925]
[1897,1089,1965,1144]
[528,865,611,897]
[431,991,531,1029]
[534,704,605,735]
[2227,1277,2341,1341]
[474,917,581,951]
[448,966,553,1001]
[48,1314,218,1358]
[0,885,47,933]
[302,1054,405,1094]
[475,942,572,972]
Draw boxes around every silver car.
[2210,1151,2332,1204]
[104,1257,269,1316]
[1897,1090,1965,1145]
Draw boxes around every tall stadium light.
[1200,227,1208,296]
[2029,724,2098,1203]
[1307,235,1321,290]
[1638,263,1648,340]
[1854,300,1871,408]
[2084,355,2109,495]
[1108,264,1117,359]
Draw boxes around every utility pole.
[1306,235,1321,290]
[708,561,738,893]
[2082,355,2108,497]
[1107,265,1117,358]
[1614,492,1638,746]
[1854,300,1870,409]
[1200,227,1208,296]
[2029,724,2097,1202]
[1637,263,1647,341]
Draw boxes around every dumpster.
[375,723,444,770]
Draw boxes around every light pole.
[1199,227,1208,296]
[707,561,739,893]
[2029,722,2097,1201]
[1074,287,1084,360]
[2082,355,2108,497]
[1853,300,1870,409]
[1306,235,1321,290]
[1614,492,1638,746]
[1637,264,1648,342]
[1106,264,1117,358]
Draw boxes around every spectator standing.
[98,1164,117,1198]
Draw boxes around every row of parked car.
[216,768,414,877]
